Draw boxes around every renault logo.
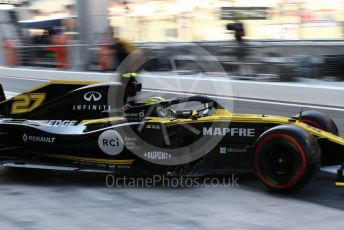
[84,91,102,102]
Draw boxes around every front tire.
[293,111,339,135]
[254,125,321,192]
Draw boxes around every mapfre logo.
[84,91,102,102]
[203,127,255,137]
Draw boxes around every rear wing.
[0,81,97,117]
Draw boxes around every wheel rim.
[266,145,296,180]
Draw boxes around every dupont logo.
[84,91,102,102]
[144,151,171,160]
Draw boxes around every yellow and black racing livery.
[0,75,343,192]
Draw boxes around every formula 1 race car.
[0,73,343,192]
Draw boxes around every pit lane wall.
[1,66,343,108]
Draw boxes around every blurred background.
[0,0,343,81]
[0,2,343,229]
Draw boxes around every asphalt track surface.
[0,75,343,229]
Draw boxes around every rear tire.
[254,125,321,192]
[293,111,338,135]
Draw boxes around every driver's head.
[143,96,165,105]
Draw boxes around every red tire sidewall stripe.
[255,133,307,190]
[301,119,321,129]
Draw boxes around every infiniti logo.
[84,91,102,102]
[23,133,28,142]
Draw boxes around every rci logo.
[84,91,102,102]
[11,93,46,114]
[98,130,124,155]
